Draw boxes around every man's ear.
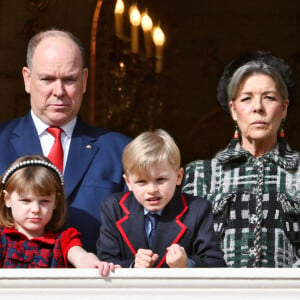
[123,174,132,191]
[22,67,31,94]
[82,68,88,94]
[3,190,11,208]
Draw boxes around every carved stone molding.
[0,268,300,299]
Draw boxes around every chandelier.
[105,0,166,136]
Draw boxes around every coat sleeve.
[96,194,135,267]
[186,197,226,267]
[60,227,82,266]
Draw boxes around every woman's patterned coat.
[182,139,300,267]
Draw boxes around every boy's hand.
[134,248,159,268]
[166,244,188,268]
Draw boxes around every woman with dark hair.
[182,52,300,267]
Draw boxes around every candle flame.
[141,11,153,31]
[152,26,165,46]
[129,5,141,26]
[114,0,124,14]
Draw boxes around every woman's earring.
[279,119,285,138]
[233,121,239,139]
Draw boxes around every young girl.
[0,155,117,275]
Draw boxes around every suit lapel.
[11,114,42,156]
[63,119,99,198]
[153,190,188,268]
[9,114,99,201]
[116,190,188,268]
[116,192,148,255]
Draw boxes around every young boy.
[96,129,226,268]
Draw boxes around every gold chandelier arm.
[89,0,103,125]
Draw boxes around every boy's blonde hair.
[122,129,181,176]
[0,155,66,231]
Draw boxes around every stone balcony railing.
[0,268,300,299]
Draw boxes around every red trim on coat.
[115,192,137,255]
[116,192,188,268]
[156,193,188,268]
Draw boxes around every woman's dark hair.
[228,61,288,102]
[217,50,296,113]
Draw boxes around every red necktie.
[47,127,64,173]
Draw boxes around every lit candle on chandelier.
[141,10,153,58]
[114,0,125,38]
[152,25,165,73]
[129,5,141,53]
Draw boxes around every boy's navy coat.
[97,189,226,267]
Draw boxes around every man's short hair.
[26,28,86,70]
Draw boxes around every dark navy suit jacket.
[97,189,226,267]
[0,113,131,253]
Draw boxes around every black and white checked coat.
[182,139,300,267]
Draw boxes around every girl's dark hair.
[0,155,66,231]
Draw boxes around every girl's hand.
[93,260,120,276]
[68,246,120,276]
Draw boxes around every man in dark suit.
[0,29,131,253]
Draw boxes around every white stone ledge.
[0,268,300,300]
